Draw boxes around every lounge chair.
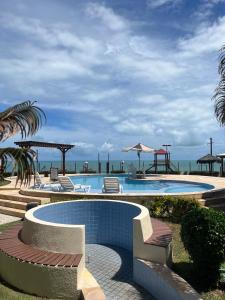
[127,164,137,179]
[50,167,58,181]
[58,176,91,192]
[34,172,46,189]
[102,177,123,193]
[34,172,60,190]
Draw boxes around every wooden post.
[61,148,69,176]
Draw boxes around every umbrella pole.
[138,152,141,171]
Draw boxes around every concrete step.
[0,192,43,204]
[0,199,27,210]
[210,203,225,212]
[202,197,225,206]
[0,206,25,218]
[203,189,225,199]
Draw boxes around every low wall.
[21,212,85,255]
[0,251,84,299]
[133,258,202,300]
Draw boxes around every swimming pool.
[69,175,214,193]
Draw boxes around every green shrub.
[181,208,225,287]
[143,196,200,223]
[189,171,219,177]
[111,170,125,174]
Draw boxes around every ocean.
[18,159,220,173]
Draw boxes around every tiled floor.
[86,244,155,300]
[0,213,20,225]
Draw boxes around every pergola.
[15,141,74,176]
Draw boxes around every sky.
[1,0,225,161]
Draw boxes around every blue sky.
[1,0,225,161]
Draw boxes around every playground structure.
[146,149,177,174]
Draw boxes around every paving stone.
[86,244,155,300]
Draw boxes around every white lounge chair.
[58,176,91,192]
[34,172,46,189]
[102,177,123,193]
[127,164,137,179]
[50,167,58,181]
[34,172,60,190]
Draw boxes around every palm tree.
[0,101,45,185]
[213,46,225,125]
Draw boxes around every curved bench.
[145,218,172,248]
[0,223,83,299]
[0,223,82,267]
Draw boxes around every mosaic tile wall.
[33,201,141,251]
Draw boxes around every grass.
[167,221,225,300]
[0,221,224,299]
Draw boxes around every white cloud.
[99,142,115,152]
[114,120,155,135]
[85,2,128,31]
[82,88,124,102]
[178,16,225,56]
[0,1,223,159]
[147,0,181,9]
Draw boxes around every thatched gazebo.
[197,154,221,174]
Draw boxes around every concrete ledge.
[133,258,202,300]
[80,268,106,300]
[21,208,85,255]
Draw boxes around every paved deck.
[86,244,154,300]
[0,213,20,224]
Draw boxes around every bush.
[143,196,200,223]
[145,170,181,175]
[111,170,125,174]
[181,208,225,287]
[189,171,219,177]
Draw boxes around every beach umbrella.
[122,143,154,171]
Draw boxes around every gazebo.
[15,141,74,176]
[197,154,221,174]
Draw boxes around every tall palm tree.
[0,101,45,185]
[213,46,225,125]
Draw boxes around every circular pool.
[69,175,214,193]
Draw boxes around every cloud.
[146,0,181,9]
[85,2,128,31]
[178,15,225,56]
[194,0,225,21]
[73,142,96,156]
[0,0,223,160]
[99,142,115,152]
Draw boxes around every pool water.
[70,175,214,194]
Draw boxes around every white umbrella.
[122,143,154,171]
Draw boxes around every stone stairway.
[200,188,225,212]
[0,190,50,218]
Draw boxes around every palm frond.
[0,101,46,141]
[213,46,225,126]
[0,147,36,186]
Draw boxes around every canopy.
[122,143,154,171]
[123,143,154,153]
[197,154,221,164]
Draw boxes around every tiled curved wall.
[34,201,141,251]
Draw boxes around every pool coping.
[16,173,225,203]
